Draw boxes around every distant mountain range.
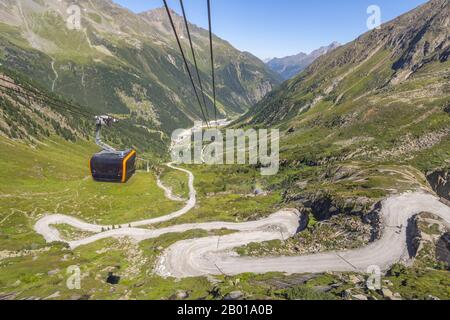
[266,42,341,80]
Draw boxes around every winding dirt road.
[33,123,450,278]
[155,192,450,278]
[34,162,198,243]
[34,166,450,278]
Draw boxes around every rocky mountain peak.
[267,42,341,80]
[140,7,179,20]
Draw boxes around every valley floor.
[0,136,449,300]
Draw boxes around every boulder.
[342,289,353,300]
[47,269,60,276]
[381,288,394,299]
[349,275,363,284]
[224,291,244,300]
[176,290,189,300]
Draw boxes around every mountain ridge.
[239,0,449,173]
[245,0,449,126]
[267,42,341,80]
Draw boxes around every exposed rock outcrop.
[427,170,450,201]
[407,215,422,258]
[285,191,380,237]
[407,212,450,268]
[436,233,450,268]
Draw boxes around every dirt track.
[33,122,450,278]
[34,168,450,278]
[155,192,450,278]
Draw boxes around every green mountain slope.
[0,0,281,136]
[0,66,169,160]
[240,0,450,174]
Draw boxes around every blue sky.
[114,0,428,60]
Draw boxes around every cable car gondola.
[89,0,217,183]
[90,149,136,183]
[90,115,136,183]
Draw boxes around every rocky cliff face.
[436,233,450,268]
[427,170,450,201]
[408,213,450,269]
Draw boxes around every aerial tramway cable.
[207,0,218,125]
[2,1,222,179]
[162,0,210,128]
[179,0,210,124]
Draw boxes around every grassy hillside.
[0,136,284,300]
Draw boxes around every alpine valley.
[0,0,449,301]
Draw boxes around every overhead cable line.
[0,84,92,118]
[0,83,93,119]
[207,0,218,125]
[162,0,210,128]
[179,0,210,124]
[0,78,94,118]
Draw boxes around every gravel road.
[33,121,450,278]
[154,192,450,278]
